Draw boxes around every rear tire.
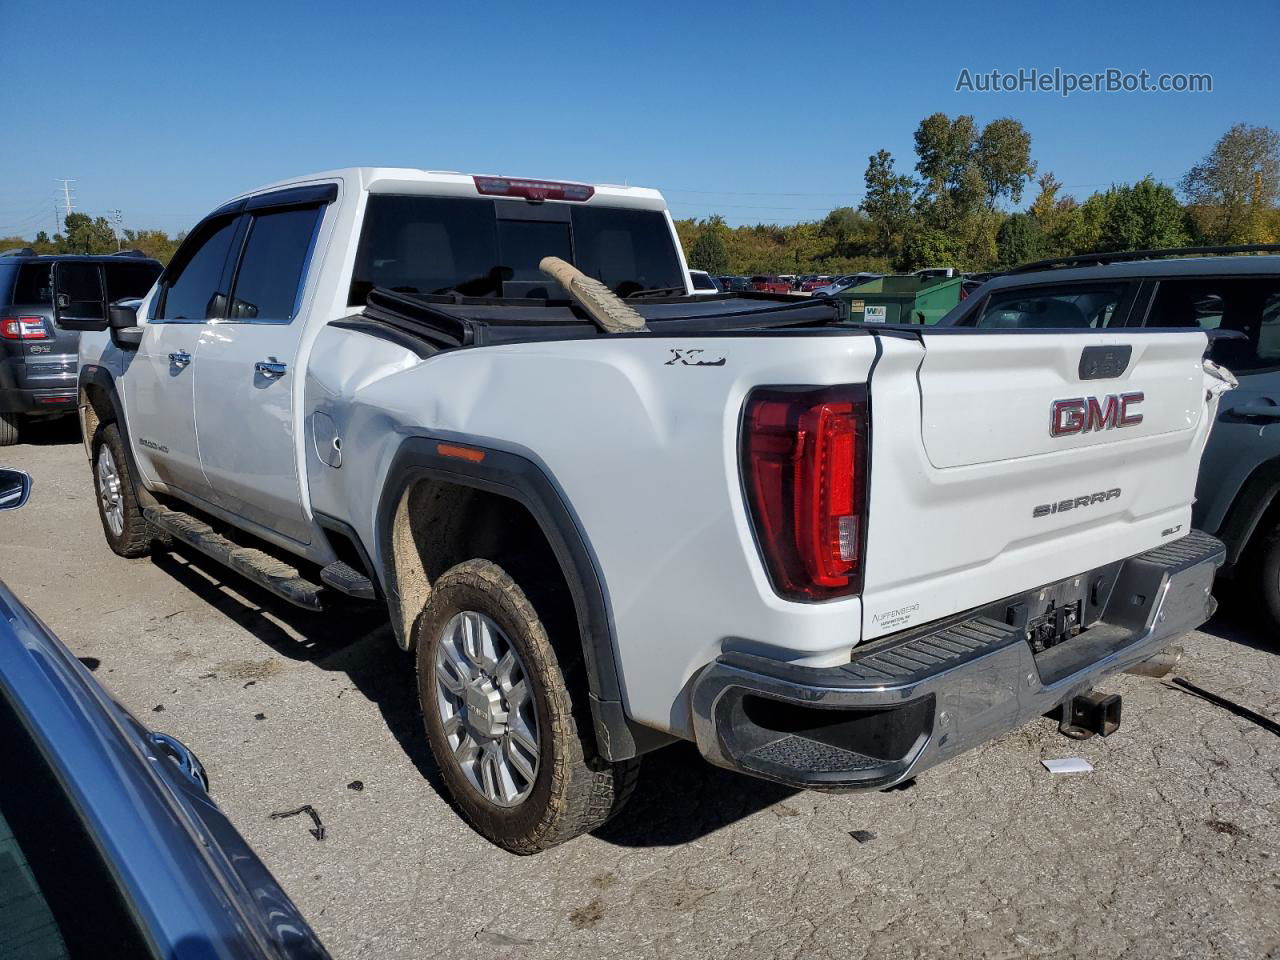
[91,422,157,558]
[415,559,638,854]
[0,412,19,446]
[1256,528,1280,636]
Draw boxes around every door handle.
[255,358,287,379]
[168,350,191,368]
[1235,400,1280,421]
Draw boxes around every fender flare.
[1216,454,1280,569]
[77,365,149,492]
[374,435,649,761]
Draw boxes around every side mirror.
[0,469,31,511]
[52,262,109,331]
[109,302,138,328]
[108,300,143,349]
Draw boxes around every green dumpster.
[835,275,964,325]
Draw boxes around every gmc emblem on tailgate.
[1050,392,1144,437]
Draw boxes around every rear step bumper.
[690,530,1225,790]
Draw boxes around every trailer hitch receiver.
[1057,691,1121,740]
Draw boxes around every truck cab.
[78,169,692,555]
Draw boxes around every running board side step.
[143,506,325,611]
[320,561,376,599]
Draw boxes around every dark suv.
[0,249,162,445]
[940,245,1280,629]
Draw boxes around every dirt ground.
[2,425,1279,960]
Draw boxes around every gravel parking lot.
[3,426,1279,960]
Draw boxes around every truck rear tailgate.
[859,329,1216,640]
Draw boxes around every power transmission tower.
[56,179,76,230]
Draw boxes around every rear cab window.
[348,195,685,305]
[967,283,1136,329]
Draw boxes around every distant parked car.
[718,275,751,293]
[749,275,791,294]
[800,275,834,293]
[0,467,329,958]
[811,273,882,298]
[688,269,722,296]
[0,249,162,445]
[958,271,1001,301]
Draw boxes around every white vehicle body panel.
[193,322,310,543]
[859,332,1213,641]
[121,322,206,497]
[304,331,878,733]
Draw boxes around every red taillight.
[742,386,867,600]
[0,317,49,340]
[473,175,595,202]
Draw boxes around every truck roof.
[975,254,1280,299]
[224,167,670,212]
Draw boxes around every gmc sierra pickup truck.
[67,168,1233,853]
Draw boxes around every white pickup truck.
[66,168,1232,853]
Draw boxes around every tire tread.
[417,559,639,854]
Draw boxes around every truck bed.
[346,288,848,350]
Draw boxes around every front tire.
[416,559,638,854]
[91,422,157,558]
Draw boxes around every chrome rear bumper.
[690,531,1224,790]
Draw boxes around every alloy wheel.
[96,445,125,538]
[434,610,539,806]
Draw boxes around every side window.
[103,262,162,304]
[973,284,1131,329]
[0,804,68,959]
[1152,278,1280,373]
[157,217,240,321]
[0,695,150,958]
[226,206,323,322]
[53,262,105,320]
[11,264,53,306]
[1258,294,1280,364]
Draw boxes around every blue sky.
[2,0,1277,237]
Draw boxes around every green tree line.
[6,121,1278,277]
[681,120,1280,276]
[1,212,184,263]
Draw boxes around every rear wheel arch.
[1214,454,1280,570]
[375,436,642,760]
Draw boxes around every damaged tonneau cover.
[347,287,848,350]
